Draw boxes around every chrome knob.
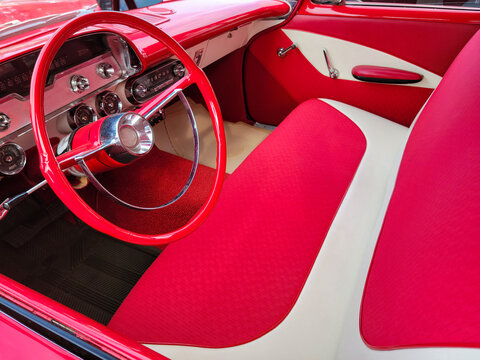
[173,63,186,78]
[70,75,90,94]
[134,83,148,99]
[0,113,11,131]
[96,63,115,79]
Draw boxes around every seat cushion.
[361,30,480,348]
[108,99,367,347]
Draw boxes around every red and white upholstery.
[109,30,480,360]
[108,99,368,346]
[360,28,480,349]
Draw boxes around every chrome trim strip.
[0,296,115,359]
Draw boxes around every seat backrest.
[361,30,480,349]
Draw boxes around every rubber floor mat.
[0,197,161,325]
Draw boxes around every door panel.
[244,2,480,126]
[282,29,441,87]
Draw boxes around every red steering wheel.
[30,11,226,245]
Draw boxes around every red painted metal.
[0,275,168,359]
[0,311,79,360]
[0,0,290,66]
[30,11,227,245]
[57,117,125,173]
[352,65,423,82]
[299,1,480,24]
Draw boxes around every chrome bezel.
[67,104,98,130]
[96,62,115,79]
[96,90,123,117]
[0,143,26,176]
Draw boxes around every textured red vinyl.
[108,99,366,347]
[361,30,480,349]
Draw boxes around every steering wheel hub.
[101,112,154,163]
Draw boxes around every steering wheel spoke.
[137,74,193,120]
[77,89,200,211]
[56,142,110,170]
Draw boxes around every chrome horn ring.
[76,89,199,211]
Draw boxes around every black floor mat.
[0,197,161,325]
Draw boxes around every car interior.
[0,0,479,358]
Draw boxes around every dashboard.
[0,35,108,100]
[0,32,188,176]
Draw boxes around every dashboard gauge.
[0,143,26,176]
[96,91,123,116]
[67,104,97,130]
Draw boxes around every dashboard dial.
[0,143,26,176]
[96,91,123,116]
[68,104,97,130]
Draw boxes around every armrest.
[352,65,423,84]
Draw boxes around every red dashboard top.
[0,0,290,68]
